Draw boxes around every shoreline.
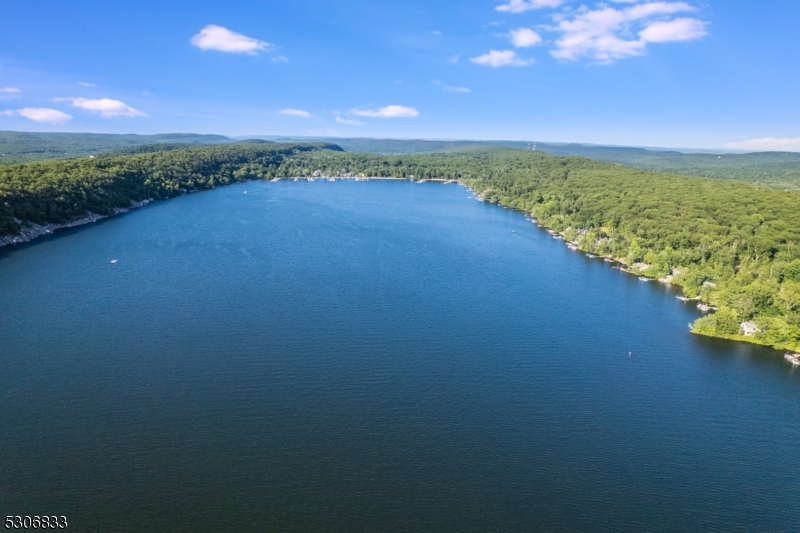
[0,198,153,250]
[1,175,794,360]
[465,184,799,360]
[0,177,421,250]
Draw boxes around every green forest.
[2,142,799,353]
[0,131,229,164]
[4,131,800,189]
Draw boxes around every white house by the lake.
[740,321,760,337]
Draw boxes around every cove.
[1,180,798,532]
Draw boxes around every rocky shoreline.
[0,198,153,249]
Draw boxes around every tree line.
[2,142,799,352]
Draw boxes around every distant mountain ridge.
[246,136,800,190]
[2,131,799,189]
[0,131,230,164]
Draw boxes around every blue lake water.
[1,180,798,532]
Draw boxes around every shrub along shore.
[2,142,799,354]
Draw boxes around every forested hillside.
[5,131,799,189]
[0,131,229,163]
[536,145,800,190]
[271,137,800,190]
[2,143,799,352]
[0,142,339,236]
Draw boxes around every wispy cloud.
[724,138,800,152]
[335,116,364,125]
[432,30,442,36]
[350,105,419,118]
[58,97,145,117]
[639,17,707,43]
[190,25,271,55]
[280,108,315,118]
[550,2,708,63]
[77,81,97,87]
[471,50,533,67]
[496,0,564,13]
[0,87,21,100]
[434,81,471,93]
[509,28,543,47]
[5,107,72,123]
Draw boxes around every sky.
[1,0,799,150]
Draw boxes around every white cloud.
[550,2,707,63]
[190,25,271,55]
[470,50,533,67]
[509,28,543,47]
[11,108,72,123]
[448,54,461,63]
[272,55,289,63]
[280,108,314,118]
[724,138,800,152]
[434,81,471,93]
[0,87,21,100]
[350,105,419,118]
[335,116,364,125]
[432,30,442,36]
[60,97,145,117]
[77,81,97,87]
[639,17,708,42]
[497,0,564,13]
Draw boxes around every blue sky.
[1,0,798,150]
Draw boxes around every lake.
[1,180,798,532]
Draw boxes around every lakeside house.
[740,321,760,337]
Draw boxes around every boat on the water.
[784,353,800,366]
[639,277,651,281]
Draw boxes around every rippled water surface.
[1,180,799,532]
